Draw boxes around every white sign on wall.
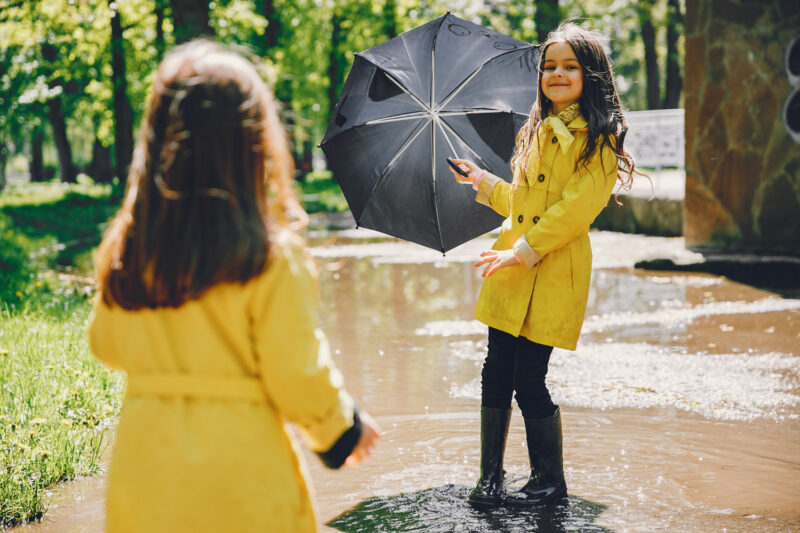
[624,109,685,170]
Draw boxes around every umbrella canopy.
[320,13,539,252]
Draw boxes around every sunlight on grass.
[0,301,124,526]
[0,180,124,527]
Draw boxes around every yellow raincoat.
[473,104,618,350]
[88,231,355,533]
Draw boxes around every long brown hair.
[511,23,642,190]
[95,40,306,309]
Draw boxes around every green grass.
[296,170,349,214]
[0,179,124,527]
[0,302,124,526]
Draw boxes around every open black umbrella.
[320,13,539,252]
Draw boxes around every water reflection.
[328,486,610,533]
[14,231,800,532]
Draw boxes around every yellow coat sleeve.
[87,296,124,371]
[475,172,512,218]
[251,235,355,453]
[526,141,618,256]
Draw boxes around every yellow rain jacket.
[473,104,618,350]
[88,231,355,533]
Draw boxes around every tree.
[30,127,46,182]
[170,0,212,43]
[109,0,133,183]
[41,42,77,182]
[0,138,7,191]
[535,0,560,43]
[263,0,281,51]
[155,0,168,61]
[663,0,683,108]
[637,0,661,109]
[328,6,344,117]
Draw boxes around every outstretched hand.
[344,411,381,467]
[448,158,481,185]
[474,249,522,278]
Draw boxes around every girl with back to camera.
[449,23,641,508]
[89,40,380,532]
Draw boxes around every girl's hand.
[345,411,381,467]
[474,249,522,278]
[448,158,481,185]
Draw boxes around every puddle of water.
[14,231,800,532]
[306,409,800,533]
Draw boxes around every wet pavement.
[12,229,800,532]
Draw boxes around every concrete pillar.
[684,0,800,255]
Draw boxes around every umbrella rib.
[438,118,492,169]
[382,119,429,172]
[384,70,429,111]
[430,118,445,253]
[437,119,459,157]
[355,119,430,227]
[365,112,429,125]
[437,47,534,111]
[438,109,510,117]
[437,64,484,110]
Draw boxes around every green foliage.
[297,170,349,213]
[0,181,119,290]
[0,181,125,527]
[0,214,31,305]
[0,301,124,527]
[1,0,683,188]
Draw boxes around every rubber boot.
[467,407,512,508]
[505,406,567,507]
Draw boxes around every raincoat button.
[552,136,558,144]
[538,173,545,182]
[518,215,524,223]
[533,215,540,224]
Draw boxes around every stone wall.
[684,0,800,255]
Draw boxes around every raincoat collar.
[541,103,587,151]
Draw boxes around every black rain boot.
[467,407,512,508]
[505,406,567,507]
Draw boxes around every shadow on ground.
[1,189,119,269]
[327,484,612,533]
[636,255,800,299]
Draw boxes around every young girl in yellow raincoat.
[450,23,642,508]
[89,40,380,532]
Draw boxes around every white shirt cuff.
[512,235,542,268]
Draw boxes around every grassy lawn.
[0,180,125,527]
[0,174,347,527]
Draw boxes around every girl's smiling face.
[541,41,583,114]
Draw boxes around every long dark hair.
[511,23,641,190]
[95,40,305,310]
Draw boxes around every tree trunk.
[328,8,343,118]
[30,127,45,182]
[263,0,280,52]
[169,0,212,43]
[384,0,397,39]
[0,140,7,191]
[90,136,114,183]
[155,0,166,61]
[534,0,559,44]
[110,0,134,183]
[663,0,683,108]
[46,96,76,182]
[638,0,661,110]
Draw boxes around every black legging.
[481,327,556,419]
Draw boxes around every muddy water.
[13,231,800,532]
